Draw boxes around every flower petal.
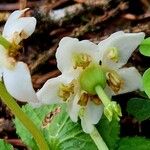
[80,113,94,133]
[109,67,142,95]
[67,93,80,122]
[98,31,145,69]
[56,37,100,73]
[85,101,103,124]
[37,73,75,105]
[3,61,38,102]
[3,9,36,44]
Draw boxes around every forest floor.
[0,0,150,149]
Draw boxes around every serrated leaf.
[14,104,97,150]
[117,137,150,150]
[139,37,150,56]
[0,139,13,150]
[143,68,150,98]
[97,115,120,150]
[127,98,150,122]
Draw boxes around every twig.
[0,1,41,11]
[32,70,61,89]
[29,45,57,74]
[70,2,127,37]
[6,139,26,147]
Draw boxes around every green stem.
[0,82,49,150]
[90,126,108,150]
[0,35,11,49]
[95,85,110,106]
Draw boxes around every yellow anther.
[106,71,124,93]
[78,92,89,106]
[107,47,119,62]
[78,93,102,106]
[73,53,92,69]
[58,81,74,101]
[90,95,102,105]
[7,41,22,58]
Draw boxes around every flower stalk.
[95,85,122,121]
[90,126,108,150]
[0,81,49,150]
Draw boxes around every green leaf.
[139,37,150,56]
[143,68,150,98]
[127,98,150,121]
[0,139,13,150]
[14,104,97,150]
[117,137,150,150]
[97,115,120,150]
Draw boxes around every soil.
[0,0,150,149]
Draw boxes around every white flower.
[3,8,36,44]
[98,31,145,96]
[37,31,145,133]
[0,9,38,103]
[37,38,102,133]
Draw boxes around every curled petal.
[98,31,145,69]
[3,61,38,102]
[80,113,94,133]
[67,93,80,122]
[56,37,100,73]
[108,67,142,95]
[3,9,36,44]
[85,101,103,124]
[37,73,74,105]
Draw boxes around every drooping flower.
[0,9,38,103]
[37,31,145,133]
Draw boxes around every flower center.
[8,42,21,58]
[107,47,119,62]
[106,71,124,93]
[58,81,75,101]
[73,53,92,69]
[78,92,102,106]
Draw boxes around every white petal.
[29,102,42,108]
[3,9,36,44]
[85,101,103,124]
[37,73,74,105]
[67,93,80,122]
[3,61,38,102]
[0,45,9,68]
[3,9,29,27]
[104,85,113,98]
[80,114,94,133]
[56,37,100,73]
[98,31,145,69]
[110,67,142,95]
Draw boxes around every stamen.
[58,81,74,101]
[78,93,102,106]
[106,71,124,93]
[8,43,22,58]
[78,92,89,106]
[73,53,92,69]
[90,95,102,105]
[107,47,119,62]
